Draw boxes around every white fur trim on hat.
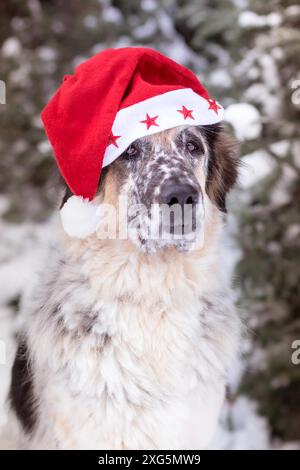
[60,196,99,239]
[103,88,224,167]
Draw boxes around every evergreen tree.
[234,1,300,441]
[175,0,300,443]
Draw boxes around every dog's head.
[84,123,238,253]
[62,123,237,253]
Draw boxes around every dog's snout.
[159,183,199,209]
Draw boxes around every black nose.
[159,183,199,208]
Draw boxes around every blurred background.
[0,0,300,449]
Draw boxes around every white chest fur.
[21,236,240,450]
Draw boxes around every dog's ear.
[60,185,73,209]
[203,124,239,213]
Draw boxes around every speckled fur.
[10,125,241,450]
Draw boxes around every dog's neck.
[60,208,224,307]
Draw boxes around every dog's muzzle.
[158,181,202,236]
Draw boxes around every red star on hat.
[207,99,222,115]
[177,105,194,120]
[140,113,159,130]
[108,132,121,147]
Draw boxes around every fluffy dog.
[9,123,241,449]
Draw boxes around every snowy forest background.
[0,0,300,449]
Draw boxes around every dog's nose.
[159,183,199,208]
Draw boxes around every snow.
[239,11,282,28]
[72,55,89,68]
[158,13,206,70]
[209,69,233,89]
[270,140,290,158]
[259,54,280,93]
[101,3,123,24]
[0,222,53,305]
[83,15,98,30]
[36,46,57,62]
[0,197,10,216]
[225,103,262,141]
[284,224,300,242]
[240,147,299,207]
[1,37,22,58]
[270,166,298,207]
[37,140,52,155]
[286,5,300,17]
[11,17,26,33]
[51,20,65,34]
[11,139,28,155]
[271,47,284,61]
[9,63,31,87]
[239,150,276,189]
[133,18,157,39]
[141,0,157,12]
[31,115,44,129]
[293,141,300,168]
[0,220,56,448]
[90,43,106,55]
[156,10,174,39]
[214,397,271,450]
[244,83,280,117]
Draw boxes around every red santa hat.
[41,47,224,238]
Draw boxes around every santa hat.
[41,47,224,238]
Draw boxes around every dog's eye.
[125,144,138,157]
[186,141,199,154]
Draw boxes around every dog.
[9,123,241,449]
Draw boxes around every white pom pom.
[60,196,99,239]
